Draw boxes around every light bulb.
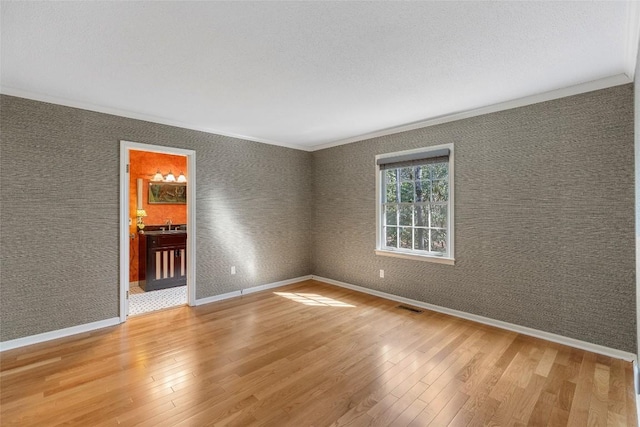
[165,170,176,182]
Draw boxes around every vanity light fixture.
[150,169,186,183]
[151,170,164,182]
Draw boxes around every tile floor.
[128,285,187,316]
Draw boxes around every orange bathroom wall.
[129,150,187,283]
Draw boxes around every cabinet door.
[147,246,186,290]
[145,233,187,291]
[138,236,147,282]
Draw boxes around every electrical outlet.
[379,269,384,278]
[231,266,236,275]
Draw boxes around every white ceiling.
[1,1,638,151]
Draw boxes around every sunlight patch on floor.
[273,292,355,307]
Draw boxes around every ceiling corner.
[625,0,640,80]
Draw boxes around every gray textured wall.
[635,52,640,362]
[312,84,636,353]
[0,95,311,341]
[1,85,636,353]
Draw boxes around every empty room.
[1,1,639,426]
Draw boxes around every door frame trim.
[119,140,196,322]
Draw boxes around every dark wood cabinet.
[141,232,187,291]
[138,235,146,282]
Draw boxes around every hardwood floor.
[1,279,637,426]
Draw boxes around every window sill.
[375,249,455,265]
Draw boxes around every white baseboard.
[1,276,312,351]
[195,289,243,306]
[3,273,633,369]
[194,275,312,306]
[0,317,121,352]
[312,275,637,362]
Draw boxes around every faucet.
[165,219,172,231]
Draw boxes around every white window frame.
[375,143,455,265]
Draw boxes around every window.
[375,144,454,264]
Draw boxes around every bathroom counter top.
[143,230,186,236]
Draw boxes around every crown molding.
[2,73,631,154]
[0,86,311,152]
[310,74,632,152]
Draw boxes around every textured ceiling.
[1,1,637,150]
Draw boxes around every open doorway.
[119,141,196,322]
[129,149,187,315]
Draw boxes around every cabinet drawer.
[148,234,186,248]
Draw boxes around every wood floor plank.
[624,362,638,427]
[510,373,547,425]
[567,351,597,427]
[429,390,468,426]
[371,381,429,427]
[526,390,556,426]
[487,378,521,425]
[587,362,610,426]
[608,358,627,417]
[0,279,636,426]
[549,405,571,426]
[536,347,559,378]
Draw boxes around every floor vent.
[397,305,423,314]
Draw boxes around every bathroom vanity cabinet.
[140,231,187,291]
